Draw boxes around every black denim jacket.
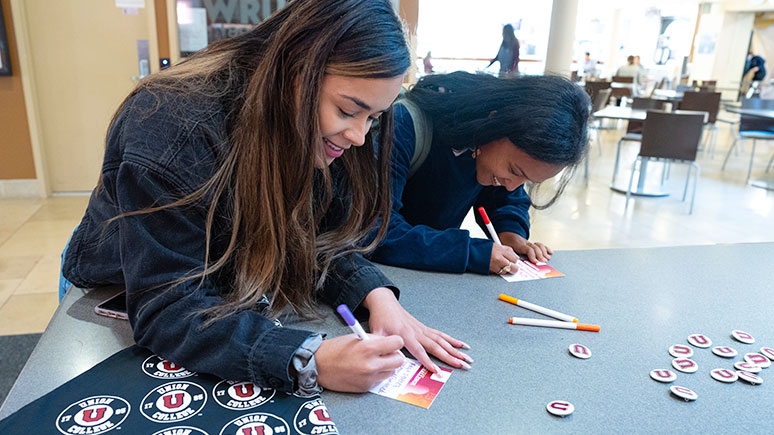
[63,88,396,393]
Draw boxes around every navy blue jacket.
[367,104,532,275]
[63,88,395,393]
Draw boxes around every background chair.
[584,80,611,102]
[721,98,774,182]
[677,91,721,158]
[585,87,613,182]
[691,79,717,92]
[625,110,705,214]
[588,87,613,153]
[611,97,668,184]
[610,76,634,105]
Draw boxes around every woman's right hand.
[315,334,406,392]
[490,242,519,275]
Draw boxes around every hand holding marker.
[337,304,368,340]
[477,206,516,275]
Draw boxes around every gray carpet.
[0,334,41,406]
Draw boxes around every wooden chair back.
[640,110,705,161]
[678,91,721,124]
[626,98,667,134]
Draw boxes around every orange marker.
[508,317,600,332]
[499,293,578,323]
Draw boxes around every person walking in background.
[423,51,434,74]
[744,51,767,98]
[486,24,520,78]
[62,0,472,397]
[367,72,590,276]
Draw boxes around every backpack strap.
[395,91,433,179]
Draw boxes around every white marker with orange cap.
[499,293,578,323]
[508,317,600,332]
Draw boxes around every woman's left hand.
[362,287,473,373]
[499,232,552,263]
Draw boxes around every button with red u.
[670,385,698,401]
[672,358,698,373]
[710,368,738,383]
[546,400,574,417]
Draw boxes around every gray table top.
[592,106,647,121]
[724,105,774,120]
[2,243,774,433]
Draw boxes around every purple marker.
[337,304,369,340]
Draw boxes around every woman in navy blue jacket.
[63,0,471,397]
[368,72,590,276]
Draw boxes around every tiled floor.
[1,114,773,336]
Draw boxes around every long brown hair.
[109,0,410,320]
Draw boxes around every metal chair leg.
[746,140,758,182]
[766,152,774,173]
[625,158,639,211]
[682,163,691,201]
[721,136,738,171]
[689,162,700,215]
[612,138,624,184]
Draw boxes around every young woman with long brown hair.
[63,0,471,396]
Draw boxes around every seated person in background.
[615,55,642,86]
[581,52,598,79]
[367,72,590,276]
[62,0,471,397]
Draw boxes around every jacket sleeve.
[367,105,492,275]
[116,159,319,394]
[316,252,399,317]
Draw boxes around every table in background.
[592,106,669,196]
[2,244,774,433]
[652,89,684,101]
[723,104,774,191]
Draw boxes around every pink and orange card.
[502,259,564,282]
[369,359,452,409]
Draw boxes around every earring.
[471,148,480,159]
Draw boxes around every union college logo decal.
[150,426,209,435]
[56,395,130,435]
[142,355,196,379]
[213,380,275,410]
[140,381,207,423]
[294,399,338,434]
[219,412,290,435]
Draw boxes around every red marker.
[477,207,502,245]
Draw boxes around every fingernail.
[459,342,471,350]
[460,353,474,363]
[458,360,472,370]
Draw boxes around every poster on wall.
[0,3,12,76]
[177,0,287,57]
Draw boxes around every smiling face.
[474,137,564,191]
[317,74,404,166]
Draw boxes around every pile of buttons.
[649,330,773,401]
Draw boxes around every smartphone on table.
[94,291,128,320]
